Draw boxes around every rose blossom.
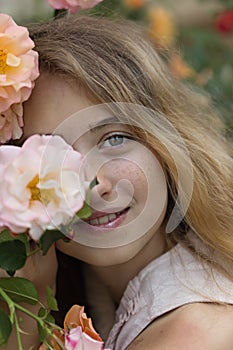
[39,305,111,350]
[48,0,103,14]
[64,305,110,350]
[0,14,39,143]
[64,305,102,339]
[65,327,106,350]
[0,103,23,143]
[0,134,84,240]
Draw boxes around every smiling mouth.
[85,207,130,226]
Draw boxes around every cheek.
[109,157,166,211]
[107,160,149,203]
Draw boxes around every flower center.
[27,175,41,201]
[27,174,58,206]
[0,50,7,74]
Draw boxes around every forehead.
[22,74,138,145]
[23,74,93,138]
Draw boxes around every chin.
[56,239,136,267]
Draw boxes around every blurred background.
[0,0,232,138]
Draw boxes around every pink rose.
[64,305,111,350]
[65,327,105,350]
[0,134,84,240]
[48,0,103,14]
[39,304,111,350]
[0,14,39,143]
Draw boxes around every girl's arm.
[127,303,233,350]
[0,246,57,350]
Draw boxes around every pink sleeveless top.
[105,240,233,350]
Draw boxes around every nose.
[89,171,117,213]
[94,174,113,198]
[88,170,133,214]
[83,158,114,203]
[91,175,116,216]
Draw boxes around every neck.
[90,229,168,304]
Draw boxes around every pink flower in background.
[0,134,84,240]
[0,14,39,143]
[48,0,103,14]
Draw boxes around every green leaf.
[40,230,66,255]
[0,308,12,346]
[89,177,99,190]
[46,286,58,311]
[0,229,14,243]
[15,234,30,254]
[76,201,92,219]
[0,229,30,255]
[0,241,27,272]
[74,176,97,220]
[37,308,55,342]
[0,278,38,305]
[38,307,47,318]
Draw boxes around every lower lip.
[87,208,129,230]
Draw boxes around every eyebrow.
[89,116,121,133]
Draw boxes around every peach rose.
[0,14,39,143]
[64,305,102,341]
[0,103,23,143]
[48,0,103,14]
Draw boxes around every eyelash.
[99,132,133,149]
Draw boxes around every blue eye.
[100,133,131,149]
[106,135,124,146]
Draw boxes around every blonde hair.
[29,16,233,268]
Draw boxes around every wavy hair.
[29,16,233,270]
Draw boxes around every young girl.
[21,15,233,349]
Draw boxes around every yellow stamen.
[27,174,57,206]
[0,50,8,74]
[27,175,41,202]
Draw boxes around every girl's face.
[23,74,168,266]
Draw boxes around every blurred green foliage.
[18,0,233,139]
[88,0,233,139]
[180,28,233,139]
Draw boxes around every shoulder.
[127,302,233,350]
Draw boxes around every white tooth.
[98,215,109,224]
[90,218,99,225]
[89,212,119,226]
[109,213,117,221]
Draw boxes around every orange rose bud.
[64,305,102,341]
